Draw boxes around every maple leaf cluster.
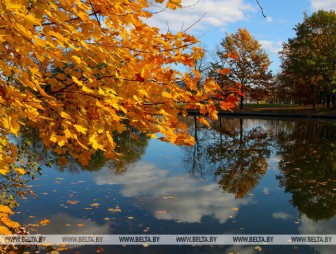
[0,0,240,236]
[0,0,238,169]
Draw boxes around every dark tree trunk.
[326,94,331,108]
[240,95,244,109]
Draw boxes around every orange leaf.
[1,216,20,228]
[198,117,210,127]
[217,68,231,75]
[39,219,50,225]
[0,225,12,234]
[0,205,13,214]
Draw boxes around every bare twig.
[255,0,266,18]
[166,20,170,33]
[182,12,207,33]
[89,1,101,27]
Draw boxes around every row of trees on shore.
[205,10,336,109]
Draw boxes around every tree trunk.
[326,94,331,108]
[240,95,244,109]
[312,90,316,110]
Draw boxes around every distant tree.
[210,28,272,109]
[280,10,336,108]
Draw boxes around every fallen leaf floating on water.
[127,216,134,220]
[90,203,100,208]
[104,217,110,221]
[67,200,79,205]
[143,244,150,248]
[255,246,262,251]
[232,208,239,212]
[77,223,85,227]
[96,246,104,253]
[66,224,71,227]
[84,207,92,210]
[39,219,50,225]
[108,206,121,213]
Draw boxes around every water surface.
[13,117,336,254]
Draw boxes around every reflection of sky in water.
[11,118,336,254]
[95,162,250,223]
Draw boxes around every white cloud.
[272,212,291,220]
[311,0,336,11]
[266,16,273,23]
[146,0,255,33]
[259,40,283,55]
[95,162,251,223]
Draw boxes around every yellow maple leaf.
[25,14,42,25]
[14,168,26,175]
[1,216,20,228]
[64,128,72,138]
[60,111,71,119]
[0,225,12,235]
[4,1,21,10]
[0,168,10,176]
[166,0,182,10]
[0,205,13,214]
[72,55,82,64]
[89,135,105,151]
[74,124,87,134]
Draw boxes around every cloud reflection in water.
[95,162,251,223]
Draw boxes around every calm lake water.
[12,117,336,254]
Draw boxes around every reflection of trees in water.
[0,129,45,208]
[13,127,149,174]
[183,117,272,198]
[7,119,336,222]
[210,118,272,198]
[61,129,150,174]
[182,116,213,178]
[275,121,336,221]
[105,129,149,174]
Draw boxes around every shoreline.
[186,110,336,120]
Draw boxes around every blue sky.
[148,0,336,73]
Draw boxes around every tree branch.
[255,0,266,18]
